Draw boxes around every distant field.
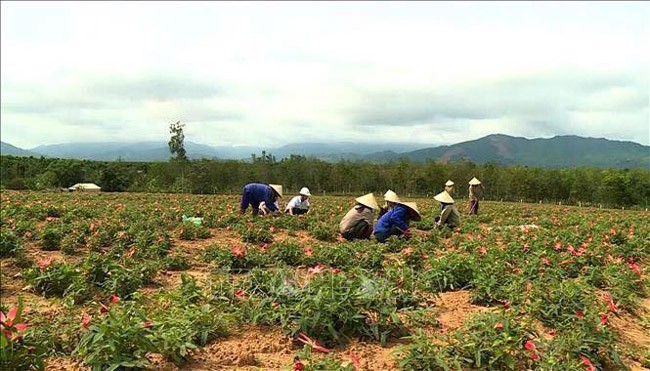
[1,191,648,370]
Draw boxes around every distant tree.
[168,121,188,162]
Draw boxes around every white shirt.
[285,195,310,211]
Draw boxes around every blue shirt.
[374,204,409,234]
[243,183,278,211]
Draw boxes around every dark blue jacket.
[242,183,278,211]
[374,204,409,234]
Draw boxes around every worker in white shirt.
[284,187,311,215]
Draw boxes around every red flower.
[110,294,120,304]
[81,313,92,328]
[575,310,585,318]
[293,361,305,371]
[524,340,537,352]
[494,322,504,330]
[540,257,551,266]
[580,355,596,371]
[100,303,109,314]
[296,332,330,353]
[628,263,641,275]
[304,247,314,256]
[231,245,246,258]
[554,242,562,250]
[548,328,556,337]
[235,289,246,298]
[273,301,280,309]
[600,314,607,326]
[604,293,617,312]
[503,301,510,309]
[143,320,153,328]
[478,246,487,256]
[1,307,28,338]
[331,268,341,274]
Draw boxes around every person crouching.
[434,191,461,230]
[374,201,421,243]
[285,187,311,215]
[339,193,379,241]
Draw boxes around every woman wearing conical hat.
[378,189,401,219]
[468,177,483,215]
[444,180,455,196]
[373,200,421,243]
[434,191,461,230]
[340,193,379,240]
[240,183,283,216]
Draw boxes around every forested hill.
[1,134,648,169]
[367,135,649,169]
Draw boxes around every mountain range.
[1,134,648,169]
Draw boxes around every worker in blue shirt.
[240,183,283,216]
[373,201,421,243]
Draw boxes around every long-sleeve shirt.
[374,204,409,234]
[439,204,461,227]
[340,205,374,234]
[469,185,483,201]
[241,183,278,211]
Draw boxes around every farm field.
[1,190,649,370]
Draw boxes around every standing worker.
[240,183,283,216]
[340,193,379,240]
[444,180,455,196]
[285,187,311,215]
[468,177,483,215]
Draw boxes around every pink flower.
[231,245,246,258]
[548,328,556,337]
[600,314,607,326]
[273,301,280,309]
[524,340,537,352]
[348,351,362,370]
[296,332,330,353]
[304,247,314,256]
[293,361,305,371]
[110,294,120,304]
[575,310,585,318]
[36,257,53,271]
[143,320,153,328]
[628,263,641,275]
[1,307,28,338]
[308,265,326,275]
[81,313,92,328]
[580,355,596,371]
[494,322,504,330]
[540,257,551,266]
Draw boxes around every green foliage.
[0,298,46,371]
[1,227,23,258]
[39,226,63,251]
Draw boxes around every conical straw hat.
[299,187,311,196]
[469,177,481,185]
[445,180,454,186]
[434,191,455,204]
[356,193,379,210]
[399,201,421,221]
[269,184,283,197]
[384,190,401,203]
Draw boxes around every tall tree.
[168,121,188,162]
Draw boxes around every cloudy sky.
[1,1,648,149]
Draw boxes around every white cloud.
[1,1,648,149]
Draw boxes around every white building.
[68,183,101,192]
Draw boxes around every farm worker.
[259,200,280,216]
[340,193,379,240]
[378,189,401,219]
[434,191,461,230]
[240,183,283,216]
[374,201,421,243]
[468,177,483,215]
[285,187,311,215]
[444,180,455,196]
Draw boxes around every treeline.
[1,154,649,208]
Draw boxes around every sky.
[1,1,649,149]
